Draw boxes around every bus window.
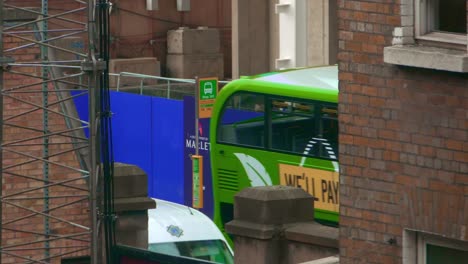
[218,92,265,148]
[268,99,338,161]
[269,99,316,153]
[319,106,338,160]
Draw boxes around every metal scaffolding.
[0,0,112,263]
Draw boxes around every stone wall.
[114,163,156,249]
[226,186,339,264]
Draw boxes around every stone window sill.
[383,45,468,73]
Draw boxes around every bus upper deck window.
[218,92,266,148]
[319,106,338,160]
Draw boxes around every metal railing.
[109,72,230,98]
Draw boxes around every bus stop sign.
[198,78,218,118]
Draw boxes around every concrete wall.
[232,0,338,78]
[338,0,468,263]
[307,0,338,66]
[232,0,271,79]
[166,27,224,79]
[109,57,161,88]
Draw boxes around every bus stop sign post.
[192,155,204,208]
[193,77,217,209]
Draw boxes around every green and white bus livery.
[209,65,339,241]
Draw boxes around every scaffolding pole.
[0,0,104,263]
[0,1,4,262]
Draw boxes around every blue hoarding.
[73,92,185,204]
[183,96,214,218]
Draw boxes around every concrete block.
[232,236,282,264]
[167,27,220,54]
[167,53,224,79]
[233,186,315,225]
[112,164,155,250]
[109,57,161,88]
[115,210,149,231]
[114,163,149,199]
[393,27,414,37]
[115,229,149,249]
[226,186,338,264]
[225,186,315,240]
[400,3,414,16]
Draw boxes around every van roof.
[148,199,228,245]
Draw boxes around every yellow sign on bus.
[279,164,339,213]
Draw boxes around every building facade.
[338,0,468,263]
[232,0,338,78]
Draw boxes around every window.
[149,240,234,264]
[217,92,338,160]
[218,92,265,148]
[403,229,468,264]
[384,0,468,72]
[415,0,467,47]
[269,98,338,160]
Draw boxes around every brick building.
[338,0,467,263]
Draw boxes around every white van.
[148,199,234,264]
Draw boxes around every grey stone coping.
[225,220,279,240]
[114,197,156,212]
[285,222,338,249]
[233,186,315,225]
[298,256,339,264]
[226,219,339,248]
[114,163,148,198]
[383,45,468,73]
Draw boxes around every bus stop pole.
[195,76,199,156]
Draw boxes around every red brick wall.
[338,0,468,263]
[2,1,90,263]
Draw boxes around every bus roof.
[248,65,338,91]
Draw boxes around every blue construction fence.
[73,92,214,218]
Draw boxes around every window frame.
[384,0,468,72]
[403,229,468,264]
[417,232,468,263]
[414,0,467,47]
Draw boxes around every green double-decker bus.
[210,65,339,242]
